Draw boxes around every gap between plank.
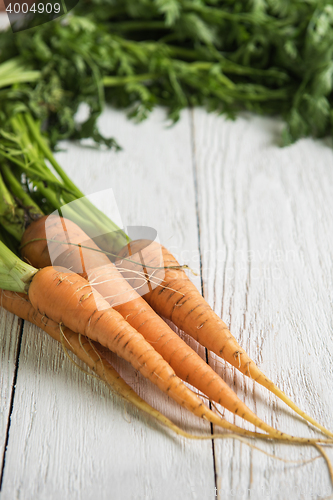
[189,107,218,497]
[0,318,25,491]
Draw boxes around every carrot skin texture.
[28,268,199,412]
[116,239,262,376]
[0,290,259,438]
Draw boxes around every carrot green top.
[0,113,130,256]
[0,58,40,90]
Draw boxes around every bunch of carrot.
[0,112,333,479]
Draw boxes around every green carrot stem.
[0,166,101,248]
[0,172,25,241]
[8,115,68,187]
[1,164,43,216]
[23,113,130,253]
[0,58,40,89]
[0,240,35,293]
[0,225,19,254]
[47,189,131,255]
[31,181,91,231]
[107,21,168,32]
[2,113,130,254]
[181,1,285,26]
[60,0,67,14]
[103,73,158,87]
[0,149,76,196]
[0,71,41,89]
[24,113,84,198]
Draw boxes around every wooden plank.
[0,309,21,484]
[0,107,216,500]
[191,109,333,499]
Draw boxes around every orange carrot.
[0,289,214,439]
[21,215,286,437]
[112,238,333,439]
[28,265,293,436]
[3,289,330,448]
[21,216,333,438]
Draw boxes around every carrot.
[6,258,333,466]
[0,288,208,439]
[111,238,333,439]
[2,233,257,435]
[28,265,295,437]
[3,296,333,493]
[3,289,331,449]
[20,216,333,441]
[21,215,288,437]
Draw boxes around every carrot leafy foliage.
[0,1,333,147]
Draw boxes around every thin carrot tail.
[240,354,333,439]
[228,351,333,439]
[257,375,333,439]
[208,335,333,439]
[217,342,333,439]
[219,333,333,439]
[116,239,333,440]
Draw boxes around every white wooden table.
[1,16,333,500]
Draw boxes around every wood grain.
[191,108,333,499]
[0,310,21,486]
